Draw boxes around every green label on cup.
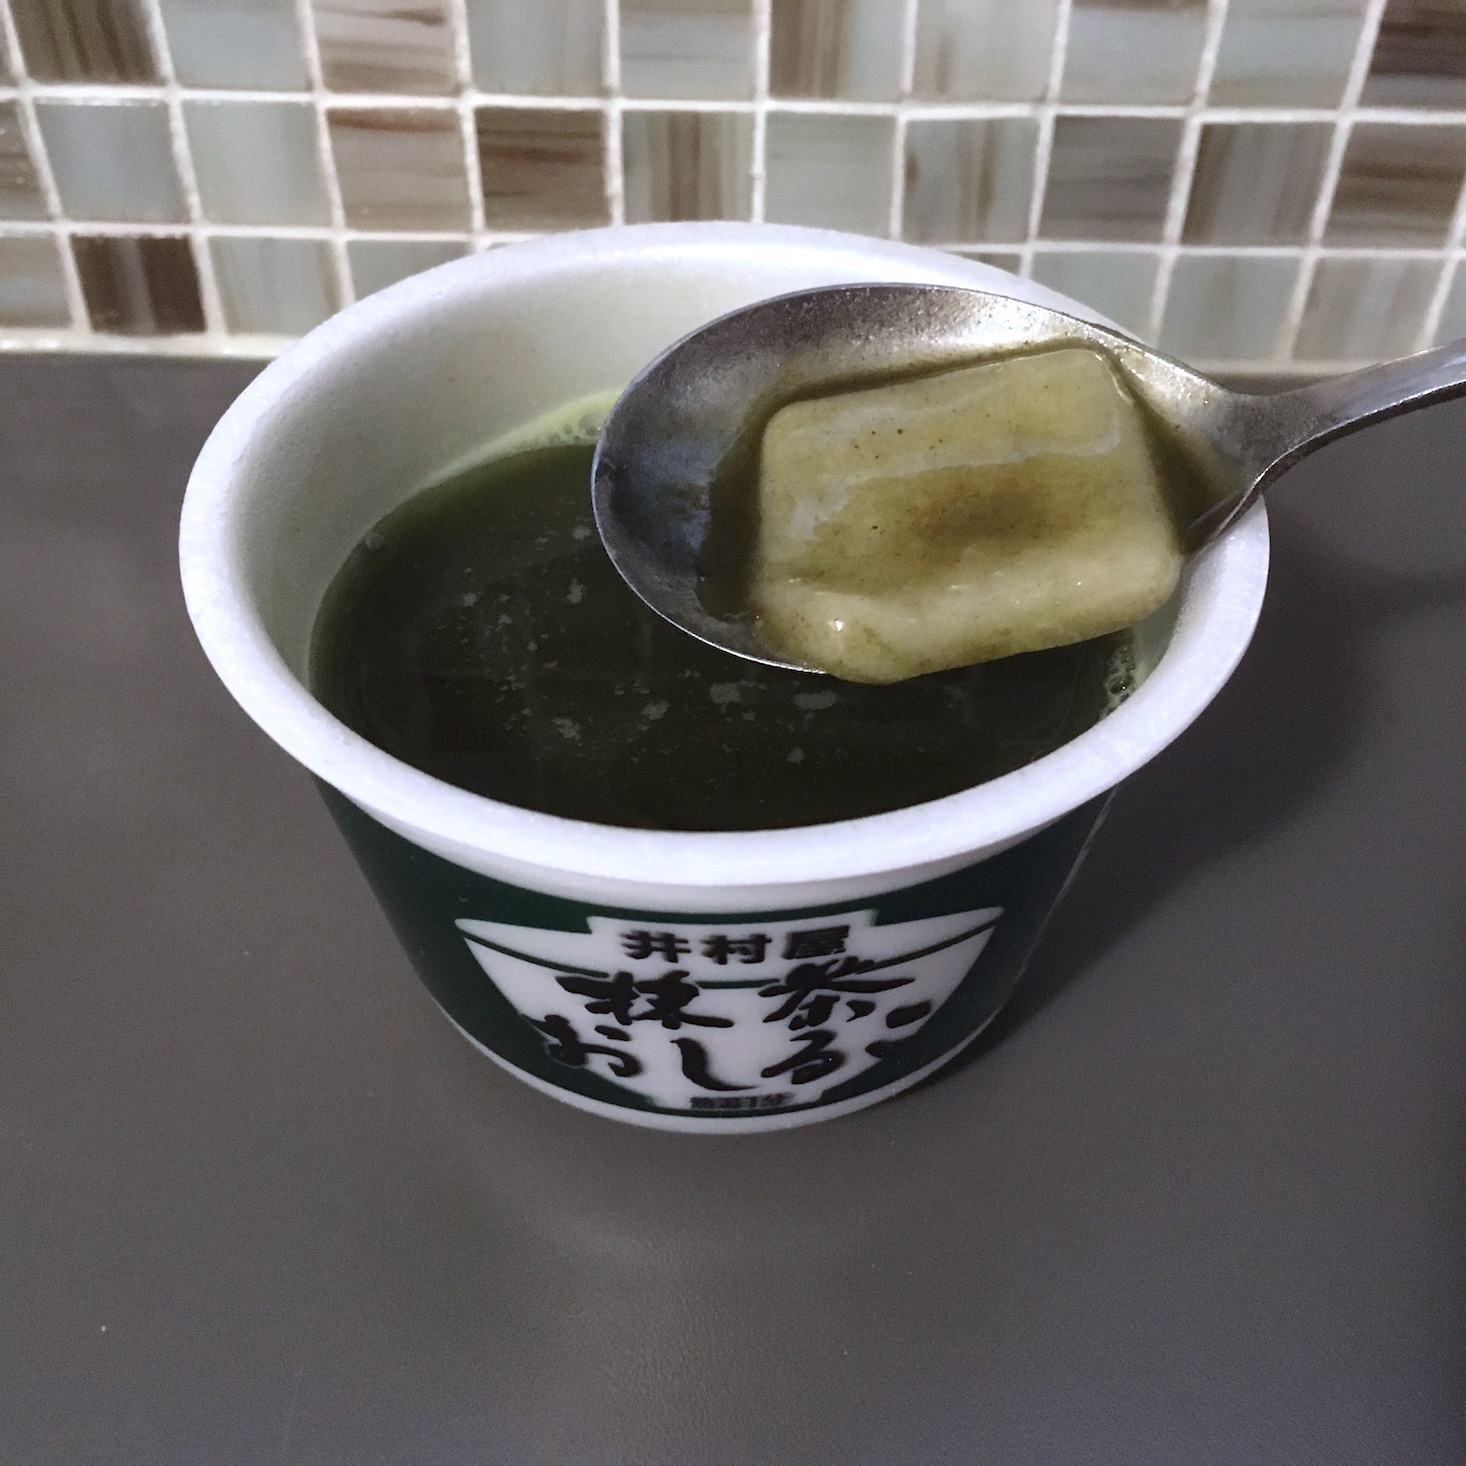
[321,786,1109,1124]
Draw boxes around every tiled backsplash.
[2,0,1466,368]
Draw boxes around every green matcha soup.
[310,430,1141,833]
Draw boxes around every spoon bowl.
[592,282,1466,673]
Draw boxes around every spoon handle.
[1252,338,1466,487]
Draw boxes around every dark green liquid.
[310,443,1137,832]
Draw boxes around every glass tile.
[1040,117,1179,242]
[1030,250,1157,336]
[348,237,466,298]
[1159,254,1298,360]
[211,236,339,334]
[72,233,204,334]
[186,101,328,226]
[946,249,1023,274]
[1432,263,1466,342]
[1183,123,1331,246]
[477,106,607,230]
[763,111,891,235]
[465,0,602,95]
[160,0,306,90]
[1325,124,1466,247]
[0,21,13,81]
[1363,0,1466,108]
[311,0,456,95]
[0,236,70,326]
[622,109,752,223]
[12,0,156,82]
[620,0,753,100]
[770,0,904,101]
[0,100,48,221]
[329,108,471,229]
[912,0,1060,102]
[1062,0,1208,104]
[1209,0,1368,107]
[1295,255,1438,359]
[37,101,183,224]
[902,117,1035,246]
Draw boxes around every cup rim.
[180,222,1269,891]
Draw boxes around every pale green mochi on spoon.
[749,347,1186,684]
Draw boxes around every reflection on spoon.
[592,283,1466,678]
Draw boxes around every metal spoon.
[592,282,1466,673]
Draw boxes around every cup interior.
[181,223,1268,897]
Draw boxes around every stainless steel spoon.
[592,282,1466,672]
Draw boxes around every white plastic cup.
[180,223,1268,1133]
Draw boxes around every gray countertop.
[3,356,1464,1465]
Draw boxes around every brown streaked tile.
[72,234,204,334]
[311,0,456,94]
[912,0,1059,101]
[329,107,471,230]
[1362,0,1466,108]
[1325,124,1466,246]
[1295,254,1438,359]
[1062,0,1208,105]
[769,0,904,102]
[1040,117,1180,242]
[0,236,71,326]
[1209,0,1367,107]
[12,0,157,83]
[622,110,751,223]
[0,101,48,221]
[903,117,1035,245]
[477,106,607,231]
[1183,123,1331,246]
[620,0,754,100]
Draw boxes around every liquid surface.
[311,442,1138,833]
[747,348,1185,684]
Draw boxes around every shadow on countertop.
[942,491,1466,1081]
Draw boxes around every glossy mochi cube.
[750,347,1185,683]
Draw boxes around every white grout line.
[12,78,1466,127]
[750,0,770,222]
[292,0,353,305]
[1020,0,1073,277]
[0,0,90,334]
[885,0,920,241]
[445,0,488,250]
[1147,0,1231,343]
[12,64,1466,122]
[1278,0,1389,361]
[138,0,227,335]
[603,0,625,226]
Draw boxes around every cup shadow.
[926,507,1466,1083]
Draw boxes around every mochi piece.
[749,347,1184,684]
